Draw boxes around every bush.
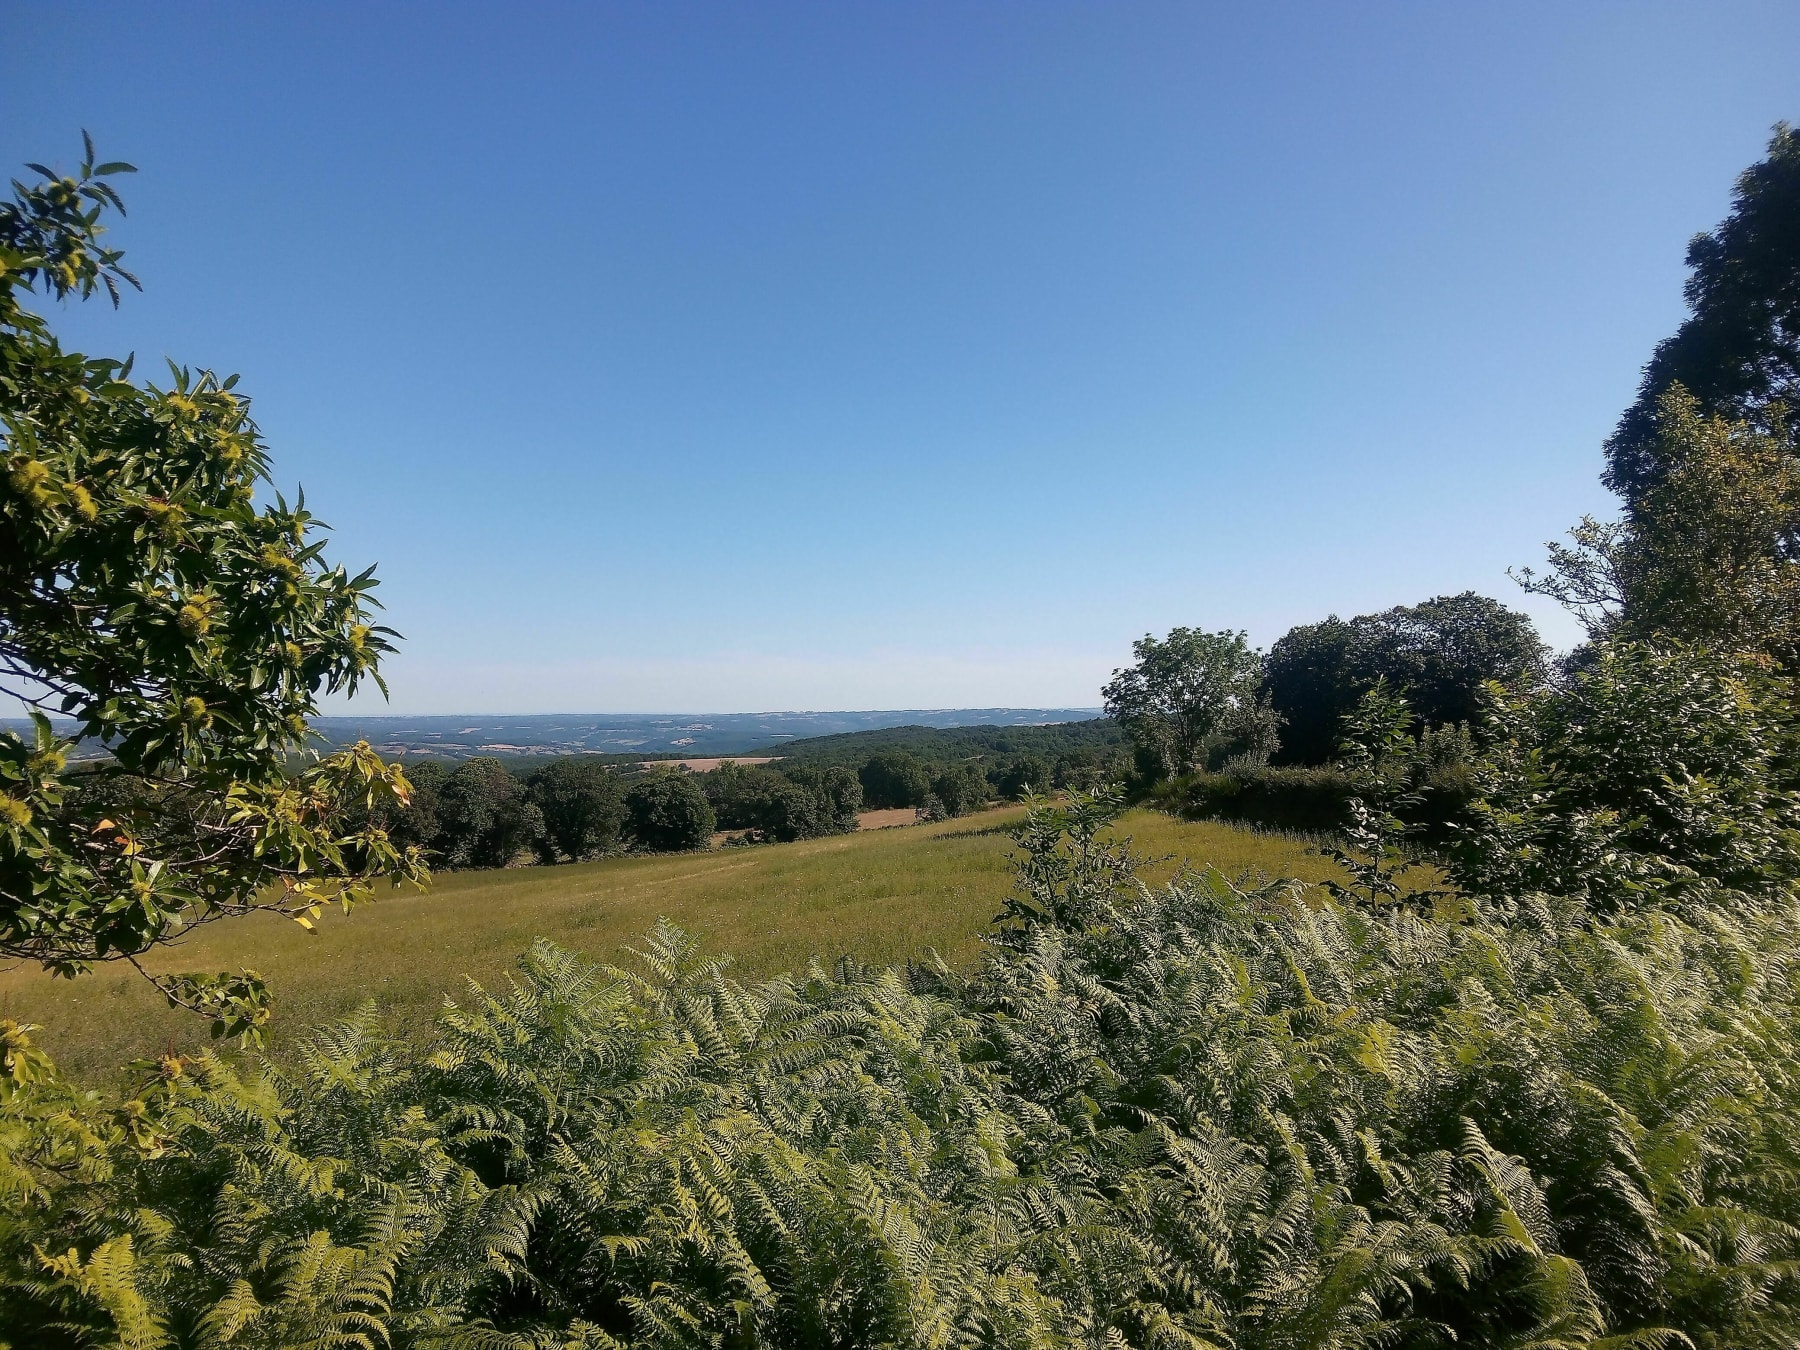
[1154,762,1364,833]
[1155,709,1481,838]
[623,771,716,853]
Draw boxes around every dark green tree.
[991,754,1052,800]
[1102,627,1268,779]
[435,758,542,869]
[930,761,990,818]
[1261,617,1357,766]
[858,751,933,809]
[777,762,863,833]
[526,757,625,862]
[624,771,715,852]
[1265,594,1545,765]
[387,759,445,851]
[1607,124,1800,504]
[0,140,422,1040]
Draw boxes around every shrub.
[1156,699,1481,839]
[1154,762,1364,833]
[624,771,716,852]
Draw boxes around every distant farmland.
[304,708,1104,759]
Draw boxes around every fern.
[9,711,1800,1346]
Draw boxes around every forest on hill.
[303,707,1107,760]
[4,125,1800,1347]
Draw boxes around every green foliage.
[432,757,544,869]
[624,772,716,853]
[706,761,861,843]
[771,761,863,834]
[1103,627,1273,780]
[0,141,423,1041]
[858,750,934,810]
[1152,761,1364,832]
[1445,641,1800,911]
[1522,389,1800,664]
[927,760,990,819]
[989,754,1052,801]
[776,723,1128,802]
[1317,682,1437,906]
[1154,708,1479,840]
[1607,123,1800,504]
[1264,592,1547,765]
[10,764,1800,1346]
[777,719,1126,771]
[526,757,627,863]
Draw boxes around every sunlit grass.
[0,807,1353,1082]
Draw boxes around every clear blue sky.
[6,2,1797,713]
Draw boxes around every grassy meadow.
[0,807,1344,1082]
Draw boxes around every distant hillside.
[301,708,1104,760]
[5,708,1108,765]
[775,718,1126,768]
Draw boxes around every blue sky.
[6,2,1798,713]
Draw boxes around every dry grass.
[856,807,921,829]
[0,808,1354,1084]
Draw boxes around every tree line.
[1105,590,1546,783]
[369,736,1121,870]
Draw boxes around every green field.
[0,808,1341,1082]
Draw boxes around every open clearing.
[856,807,921,829]
[0,808,1343,1082]
[639,756,779,772]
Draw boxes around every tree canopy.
[624,771,715,852]
[1102,627,1272,779]
[1264,592,1546,765]
[1523,388,1800,665]
[1606,123,1800,503]
[528,756,626,862]
[0,140,422,1039]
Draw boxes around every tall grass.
[0,807,1342,1081]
